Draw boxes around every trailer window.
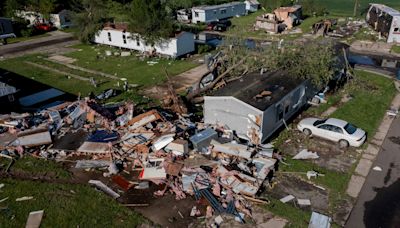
[394,27,399,32]
[107,32,112,42]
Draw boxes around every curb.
[346,92,400,198]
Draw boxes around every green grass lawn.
[300,0,400,17]
[226,10,335,40]
[331,70,396,137]
[268,70,397,226]
[8,156,71,179]
[7,33,51,44]
[391,45,400,54]
[65,44,198,86]
[0,43,197,103]
[0,179,144,227]
[0,55,115,97]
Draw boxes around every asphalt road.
[346,116,400,228]
[0,31,77,58]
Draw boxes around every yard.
[308,0,400,16]
[264,70,397,227]
[64,44,199,87]
[391,45,400,54]
[0,153,145,227]
[0,179,144,227]
[0,43,199,103]
[225,10,336,40]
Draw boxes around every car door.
[316,124,343,141]
[329,126,345,142]
[314,124,332,140]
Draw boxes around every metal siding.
[204,96,263,141]
[194,3,246,23]
[261,81,313,142]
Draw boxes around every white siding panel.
[94,30,194,57]
[204,96,263,140]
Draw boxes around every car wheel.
[303,128,312,136]
[339,139,349,149]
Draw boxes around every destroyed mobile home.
[0,97,280,223]
[255,5,302,34]
[204,71,316,143]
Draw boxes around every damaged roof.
[210,71,305,111]
[369,3,400,16]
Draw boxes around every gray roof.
[369,4,400,17]
[211,71,305,111]
[193,2,245,11]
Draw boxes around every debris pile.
[0,98,281,224]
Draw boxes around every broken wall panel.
[77,142,110,154]
[13,128,52,147]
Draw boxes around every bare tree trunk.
[353,0,358,17]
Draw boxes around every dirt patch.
[283,130,359,172]
[48,55,77,64]
[333,197,354,226]
[143,64,207,100]
[264,174,329,212]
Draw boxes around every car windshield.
[344,123,357,134]
[313,119,327,126]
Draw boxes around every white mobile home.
[94,23,195,58]
[245,0,260,13]
[204,71,316,144]
[366,4,400,43]
[191,2,246,24]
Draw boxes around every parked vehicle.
[206,20,232,31]
[297,117,366,148]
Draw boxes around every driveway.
[0,31,78,59]
[345,116,400,228]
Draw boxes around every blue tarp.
[19,88,65,107]
[87,130,119,143]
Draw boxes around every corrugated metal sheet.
[309,212,331,228]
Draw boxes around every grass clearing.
[65,44,198,87]
[391,45,400,54]
[264,198,311,228]
[301,0,400,17]
[0,55,114,97]
[331,70,396,138]
[268,70,397,226]
[9,156,71,179]
[0,179,144,227]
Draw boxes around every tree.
[220,39,339,88]
[30,0,57,19]
[71,0,108,43]
[127,0,174,45]
[3,0,23,17]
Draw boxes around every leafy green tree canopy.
[127,0,173,45]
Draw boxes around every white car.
[297,117,366,148]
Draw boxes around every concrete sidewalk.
[346,93,400,198]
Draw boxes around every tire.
[339,139,349,149]
[303,128,312,136]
